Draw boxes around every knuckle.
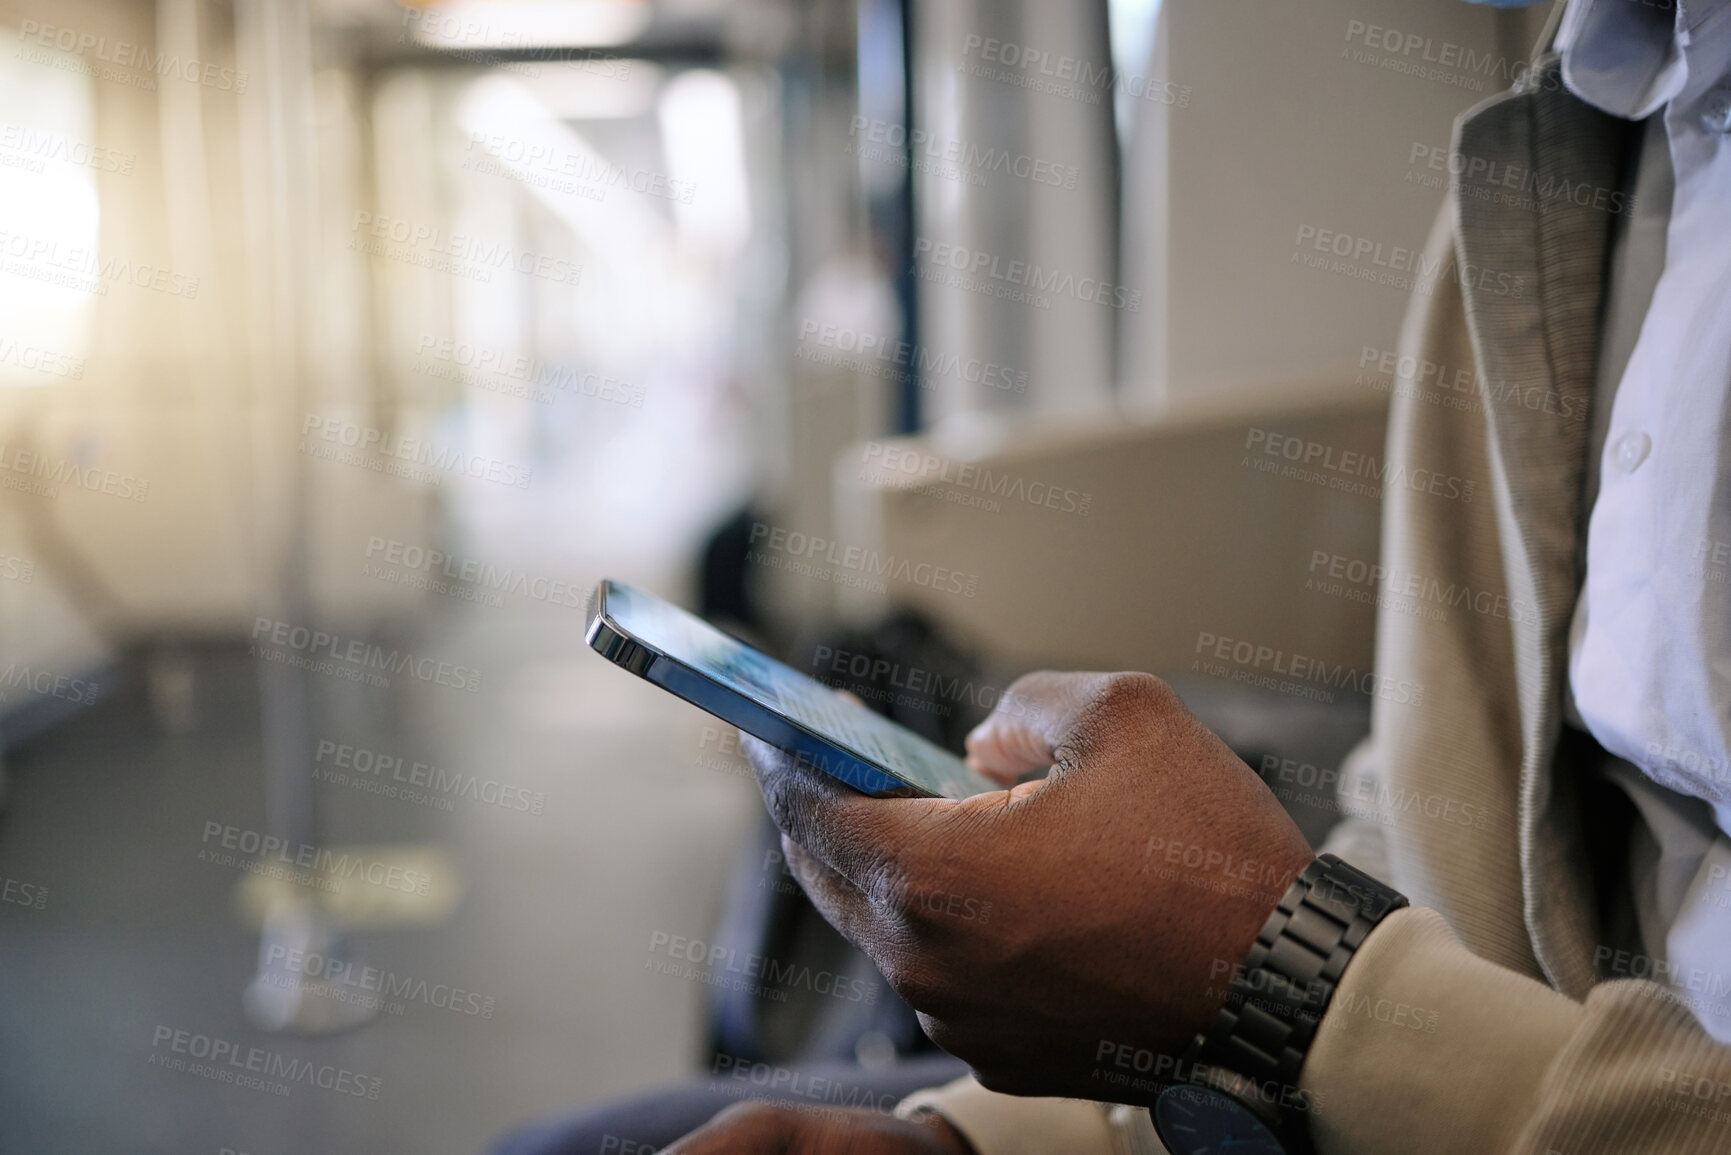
[997,671,1056,720]
[916,1013,964,1055]
[882,957,944,1011]
[1000,671,1050,700]
[860,811,953,906]
[780,835,815,875]
[1066,672,1178,758]
[865,838,968,932]
[916,1019,1028,1094]
[871,861,917,915]
[1095,671,1175,714]
[709,1099,793,1131]
[758,775,810,836]
[971,1066,1040,1097]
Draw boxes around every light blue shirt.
[1560,0,1731,1040]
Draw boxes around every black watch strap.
[1184,854,1407,1115]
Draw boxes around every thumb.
[964,672,1118,784]
[662,1102,797,1154]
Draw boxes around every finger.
[661,1101,794,1155]
[964,754,1021,789]
[963,671,1117,781]
[740,732,948,890]
[779,834,883,946]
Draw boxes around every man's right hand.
[661,1102,975,1155]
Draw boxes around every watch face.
[1153,1085,1288,1155]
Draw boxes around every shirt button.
[1701,83,1731,134]
[1614,431,1651,473]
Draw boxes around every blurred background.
[0,0,1552,1151]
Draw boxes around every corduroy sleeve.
[1303,906,1731,1154]
[895,1077,1122,1155]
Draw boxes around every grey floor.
[0,594,764,1155]
[0,582,1370,1155]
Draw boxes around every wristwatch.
[1152,854,1407,1155]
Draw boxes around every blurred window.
[364,58,770,568]
[0,41,99,387]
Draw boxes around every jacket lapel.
[1450,57,1635,998]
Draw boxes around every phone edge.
[584,579,933,799]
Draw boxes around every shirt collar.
[1557,0,1694,118]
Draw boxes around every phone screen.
[596,580,995,799]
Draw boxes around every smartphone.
[586,579,997,799]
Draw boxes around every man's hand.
[663,1102,975,1155]
[744,671,1314,1106]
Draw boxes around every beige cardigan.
[901,55,1731,1155]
